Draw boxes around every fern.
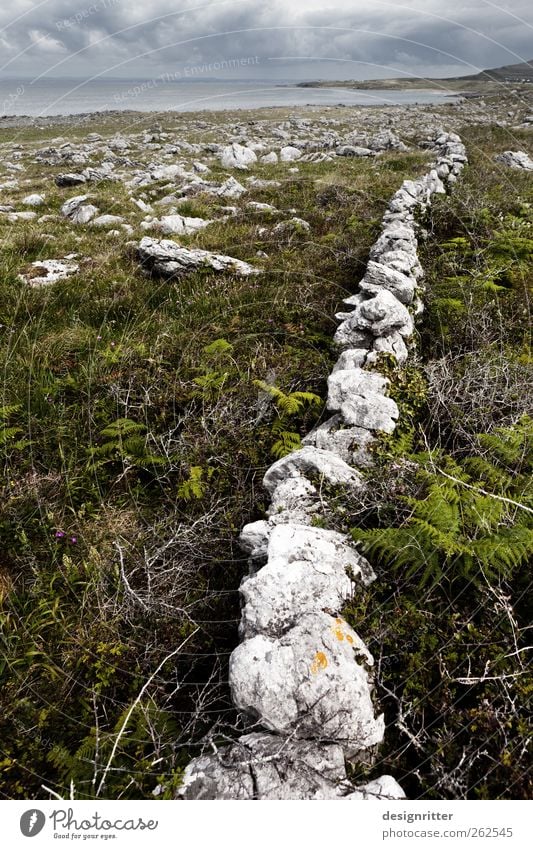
[254,380,321,457]
[352,419,533,587]
[177,466,213,500]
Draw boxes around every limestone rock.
[346,774,406,800]
[266,473,319,524]
[360,260,416,305]
[19,257,79,287]
[280,145,302,162]
[327,368,399,433]
[302,414,376,466]
[239,523,375,638]
[22,194,44,206]
[230,611,384,756]
[494,150,533,171]
[61,194,98,224]
[263,446,364,495]
[159,214,213,235]
[220,143,257,170]
[177,733,349,800]
[217,176,247,198]
[137,237,261,278]
[335,290,413,342]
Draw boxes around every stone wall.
[178,131,468,800]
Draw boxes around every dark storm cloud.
[0,1,531,79]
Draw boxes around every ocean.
[0,78,456,118]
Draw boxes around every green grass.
[0,112,432,799]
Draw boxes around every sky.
[0,0,532,81]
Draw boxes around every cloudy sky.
[0,0,531,81]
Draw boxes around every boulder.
[263,446,363,495]
[230,611,384,756]
[22,194,44,206]
[216,176,247,199]
[61,194,98,224]
[177,733,349,800]
[359,260,416,305]
[137,237,261,278]
[220,143,258,170]
[19,257,79,287]
[302,414,376,466]
[494,150,533,171]
[239,523,375,639]
[159,214,213,235]
[327,368,399,433]
[280,146,302,162]
[335,290,413,343]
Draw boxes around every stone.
[177,733,350,800]
[494,150,533,171]
[279,145,302,162]
[267,473,319,524]
[272,217,311,235]
[336,145,374,157]
[360,260,416,305]
[302,414,376,466]
[61,194,98,224]
[327,368,399,433]
[332,349,368,371]
[230,611,384,756]
[239,524,375,639]
[260,152,278,164]
[137,237,261,278]
[335,290,413,342]
[159,214,213,235]
[22,194,44,206]
[19,257,79,287]
[346,775,406,800]
[368,331,409,365]
[220,143,258,170]
[263,446,363,495]
[216,176,247,199]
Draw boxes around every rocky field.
[0,91,531,799]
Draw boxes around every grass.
[0,109,433,799]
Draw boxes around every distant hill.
[297,59,533,91]
[471,58,533,82]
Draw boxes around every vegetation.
[0,111,431,799]
[343,124,533,799]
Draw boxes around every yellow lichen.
[310,650,328,674]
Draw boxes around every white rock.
[360,260,416,305]
[220,143,258,170]
[302,414,375,466]
[216,176,247,199]
[346,775,406,800]
[137,237,261,277]
[61,194,98,224]
[22,194,44,206]
[267,473,319,524]
[261,152,278,164]
[159,214,213,235]
[280,146,302,162]
[263,446,363,495]
[239,524,375,639]
[335,290,413,342]
[494,150,533,171]
[230,611,384,756]
[177,733,349,800]
[19,258,79,287]
[327,368,399,433]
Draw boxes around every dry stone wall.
[178,130,468,800]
